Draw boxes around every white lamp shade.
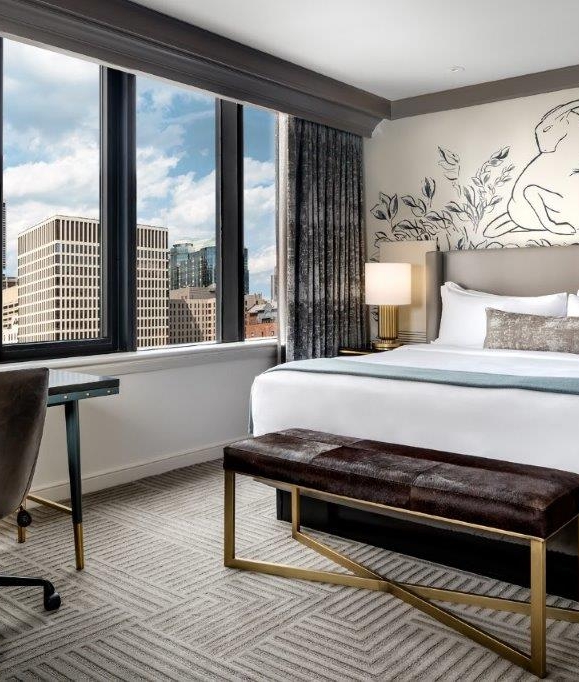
[365,262,412,305]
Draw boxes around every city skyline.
[4,210,269,299]
[2,39,277,299]
[2,212,277,346]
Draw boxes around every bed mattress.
[251,344,579,475]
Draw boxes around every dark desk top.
[48,370,119,401]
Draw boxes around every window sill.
[0,339,278,376]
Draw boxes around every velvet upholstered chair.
[0,368,61,611]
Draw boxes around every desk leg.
[17,500,26,543]
[65,401,84,570]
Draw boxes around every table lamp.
[365,262,412,350]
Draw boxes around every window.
[136,76,217,349]
[243,106,278,340]
[2,39,101,346]
[0,36,278,362]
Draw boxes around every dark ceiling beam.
[0,0,577,130]
[391,64,579,120]
[0,0,391,137]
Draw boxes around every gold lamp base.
[373,304,401,351]
[372,338,402,351]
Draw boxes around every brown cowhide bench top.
[224,428,579,539]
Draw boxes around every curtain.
[285,117,366,360]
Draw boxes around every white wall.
[17,342,277,499]
[364,88,579,338]
[365,87,579,257]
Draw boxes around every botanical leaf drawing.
[372,146,517,252]
[372,102,579,258]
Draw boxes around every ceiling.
[131,0,579,100]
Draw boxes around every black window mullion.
[0,49,122,362]
[102,67,136,353]
[0,37,4,359]
[216,100,244,343]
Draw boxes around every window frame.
[0,42,119,362]
[216,100,245,344]
[0,36,276,363]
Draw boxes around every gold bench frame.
[223,469,579,679]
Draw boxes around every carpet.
[1,460,578,681]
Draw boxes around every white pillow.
[567,293,579,317]
[435,282,568,348]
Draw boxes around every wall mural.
[371,99,579,254]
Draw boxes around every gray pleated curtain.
[286,117,366,360]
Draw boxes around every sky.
[3,39,277,298]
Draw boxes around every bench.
[223,429,579,678]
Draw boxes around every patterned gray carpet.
[1,459,578,681]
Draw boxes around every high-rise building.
[243,248,249,295]
[168,285,216,344]
[18,216,101,343]
[169,240,217,290]
[169,239,196,289]
[169,240,248,293]
[1,282,18,344]
[191,245,217,289]
[2,201,6,289]
[17,216,168,346]
[136,223,169,348]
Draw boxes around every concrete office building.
[136,223,169,348]
[18,216,168,347]
[168,285,216,344]
[1,282,18,344]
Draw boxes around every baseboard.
[28,438,238,504]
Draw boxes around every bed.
[251,244,579,598]
[253,343,579,475]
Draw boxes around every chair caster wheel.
[17,508,32,528]
[43,587,61,611]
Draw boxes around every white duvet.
[251,344,579,474]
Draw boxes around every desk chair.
[0,368,60,611]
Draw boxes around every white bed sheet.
[251,344,579,474]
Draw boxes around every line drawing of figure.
[484,100,579,238]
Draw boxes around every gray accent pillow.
[484,308,579,354]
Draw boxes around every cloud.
[245,184,276,227]
[245,158,275,188]
[136,76,215,153]
[4,39,100,157]
[2,48,277,296]
[140,168,217,243]
[136,151,276,293]
[136,75,214,109]
[5,40,98,87]
[136,146,180,206]
[5,144,99,204]
[4,143,99,274]
[249,244,277,276]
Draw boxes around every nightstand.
[338,344,401,356]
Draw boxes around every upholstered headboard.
[425,245,579,341]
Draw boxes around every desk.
[20,370,120,570]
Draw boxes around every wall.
[19,343,276,500]
[365,88,579,259]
